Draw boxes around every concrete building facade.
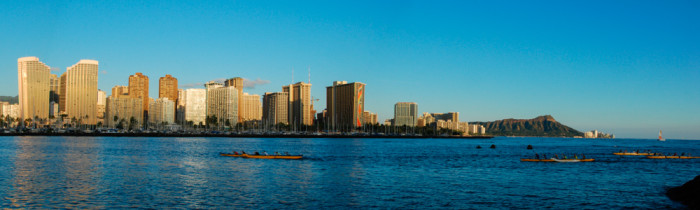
[159,74,178,102]
[283,82,312,127]
[49,74,60,103]
[326,81,365,129]
[17,57,50,123]
[105,96,143,128]
[206,85,238,127]
[240,93,262,123]
[177,88,206,126]
[394,102,418,127]
[97,89,106,123]
[149,98,175,125]
[112,85,129,98]
[262,92,288,125]
[128,73,149,116]
[64,59,99,125]
[362,111,378,125]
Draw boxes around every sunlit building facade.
[394,102,418,127]
[159,74,178,102]
[283,82,312,126]
[177,88,206,126]
[128,72,149,116]
[97,89,106,122]
[111,85,129,98]
[262,92,288,125]
[17,57,50,123]
[64,59,99,125]
[149,98,175,125]
[105,96,143,128]
[206,85,238,127]
[240,93,262,123]
[326,81,365,129]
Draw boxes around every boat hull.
[550,158,595,162]
[613,152,652,156]
[220,153,303,159]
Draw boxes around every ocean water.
[0,136,697,209]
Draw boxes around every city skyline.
[1,1,699,139]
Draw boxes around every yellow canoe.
[220,153,303,159]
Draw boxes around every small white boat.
[551,158,581,163]
[658,130,665,141]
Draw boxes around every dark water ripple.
[0,136,697,208]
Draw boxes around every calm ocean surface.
[0,136,697,209]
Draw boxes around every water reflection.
[9,137,103,208]
[0,136,696,208]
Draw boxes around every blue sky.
[1,0,699,139]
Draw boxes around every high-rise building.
[64,59,99,125]
[159,74,178,102]
[128,72,149,116]
[149,98,175,125]
[59,73,66,113]
[262,92,288,125]
[105,96,143,128]
[283,82,312,127]
[17,57,50,123]
[394,102,418,127]
[97,89,106,122]
[432,112,459,123]
[224,77,244,122]
[0,102,20,119]
[49,74,60,103]
[177,89,206,126]
[362,111,378,125]
[204,80,223,90]
[206,85,238,127]
[240,93,262,123]
[111,85,129,98]
[326,81,365,129]
[49,102,59,118]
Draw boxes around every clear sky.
[1,0,699,139]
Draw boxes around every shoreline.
[0,133,494,139]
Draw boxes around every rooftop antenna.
[292,67,294,84]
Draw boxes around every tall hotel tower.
[159,74,178,102]
[394,102,418,127]
[283,82,312,127]
[224,77,244,123]
[62,59,99,125]
[326,81,365,130]
[129,73,150,117]
[17,57,50,123]
[262,92,288,125]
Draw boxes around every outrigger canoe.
[646,156,700,159]
[613,152,653,156]
[551,158,595,162]
[220,153,303,159]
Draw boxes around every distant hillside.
[470,115,583,137]
[0,96,18,104]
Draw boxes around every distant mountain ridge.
[470,115,583,137]
[0,96,18,104]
